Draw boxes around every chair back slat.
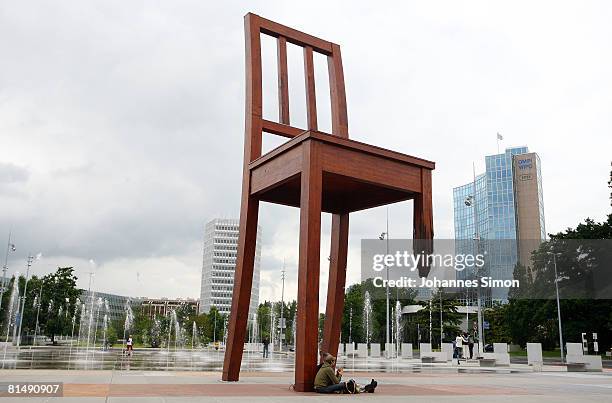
[244,13,349,163]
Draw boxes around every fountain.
[291,316,296,350]
[151,317,161,348]
[123,299,134,353]
[85,288,95,358]
[77,302,86,352]
[395,300,402,357]
[2,274,20,368]
[192,321,199,350]
[32,295,40,346]
[363,291,372,346]
[269,303,276,354]
[69,299,79,356]
[91,297,103,351]
[166,309,177,353]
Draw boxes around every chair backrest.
[244,13,348,163]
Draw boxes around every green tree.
[414,289,462,348]
[39,267,80,344]
[505,214,612,351]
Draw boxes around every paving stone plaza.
[0,345,610,401]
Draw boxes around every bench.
[479,358,497,367]
[566,343,603,372]
[566,362,587,372]
[421,352,447,363]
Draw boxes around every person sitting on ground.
[314,354,377,394]
[316,348,329,372]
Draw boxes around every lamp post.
[379,207,390,346]
[439,289,443,343]
[279,262,286,352]
[0,232,16,312]
[549,252,564,363]
[16,254,37,347]
[465,162,484,357]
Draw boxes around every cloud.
[1,1,611,312]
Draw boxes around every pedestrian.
[262,337,270,358]
[126,335,133,356]
[454,333,463,364]
[468,332,475,359]
[462,332,470,360]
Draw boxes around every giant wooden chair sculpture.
[222,13,434,392]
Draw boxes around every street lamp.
[548,251,564,363]
[17,253,40,347]
[279,262,286,352]
[465,162,485,357]
[0,232,16,312]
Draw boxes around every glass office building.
[453,146,545,304]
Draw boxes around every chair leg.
[294,141,322,392]
[222,194,260,381]
[321,213,349,359]
[413,169,434,277]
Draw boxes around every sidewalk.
[0,368,610,402]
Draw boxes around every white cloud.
[1,1,611,312]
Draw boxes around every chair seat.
[249,130,435,214]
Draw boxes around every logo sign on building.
[517,158,533,170]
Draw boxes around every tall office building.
[453,146,546,303]
[199,218,261,316]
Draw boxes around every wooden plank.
[413,168,434,278]
[250,132,435,171]
[311,131,435,169]
[294,140,322,392]
[249,13,333,55]
[262,119,304,138]
[222,194,260,381]
[277,36,290,125]
[328,44,348,138]
[222,12,263,383]
[320,143,423,193]
[243,12,263,162]
[321,213,349,358]
[303,46,318,131]
[250,146,303,195]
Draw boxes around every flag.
[497,132,503,140]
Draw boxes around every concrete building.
[140,297,200,319]
[199,218,261,316]
[78,290,143,324]
[453,146,546,304]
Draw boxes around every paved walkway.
[0,368,610,402]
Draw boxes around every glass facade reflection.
[453,146,545,304]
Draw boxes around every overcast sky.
[1,1,611,311]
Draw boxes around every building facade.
[199,218,261,316]
[78,290,143,324]
[139,297,200,319]
[453,146,546,303]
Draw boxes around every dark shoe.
[364,379,377,393]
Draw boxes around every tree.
[39,267,80,344]
[414,289,462,348]
[503,215,612,351]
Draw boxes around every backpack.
[345,379,358,394]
